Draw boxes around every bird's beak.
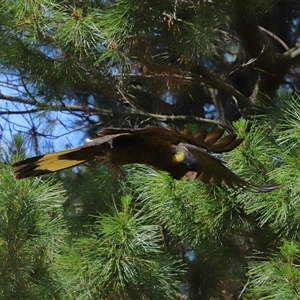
[184,171,198,180]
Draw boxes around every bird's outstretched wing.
[12,127,240,179]
[12,132,127,179]
[181,143,280,192]
[12,126,280,192]
[98,127,243,153]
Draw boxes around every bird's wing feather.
[12,134,124,179]
[99,127,243,153]
[181,143,280,192]
[81,132,129,147]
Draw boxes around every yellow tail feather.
[13,149,88,179]
[34,150,86,171]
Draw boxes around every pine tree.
[1,1,300,299]
[45,95,300,299]
[0,165,66,299]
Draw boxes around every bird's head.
[170,146,199,180]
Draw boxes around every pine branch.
[1,92,226,127]
[284,43,300,62]
[195,63,252,108]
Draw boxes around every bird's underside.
[12,126,280,192]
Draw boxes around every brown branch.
[0,92,112,115]
[238,279,250,299]
[117,86,151,115]
[0,93,38,105]
[283,43,300,62]
[127,63,253,111]
[0,109,39,115]
[1,93,226,128]
[258,26,289,51]
[195,64,252,109]
[145,113,226,127]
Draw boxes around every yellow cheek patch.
[173,151,185,163]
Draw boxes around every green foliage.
[4,95,300,298]
[61,165,122,232]
[115,97,300,297]
[276,95,300,151]
[0,166,66,299]
[3,95,300,298]
[45,96,300,298]
[55,193,184,299]
[1,0,300,298]
[0,0,230,89]
[229,100,300,240]
[248,241,300,299]
[124,165,229,246]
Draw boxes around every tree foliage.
[55,195,185,300]
[0,166,66,299]
[1,0,300,299]
[1,0,300,148]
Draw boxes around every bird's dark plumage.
[12,127,280,192]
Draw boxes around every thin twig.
[238,278,250,299]
[258,26,289,51]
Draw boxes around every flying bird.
[12,127,279,192]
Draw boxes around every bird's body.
[12,126,280,192]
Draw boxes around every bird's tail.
[12,148,90,179]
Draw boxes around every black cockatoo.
[12,127,279,192]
